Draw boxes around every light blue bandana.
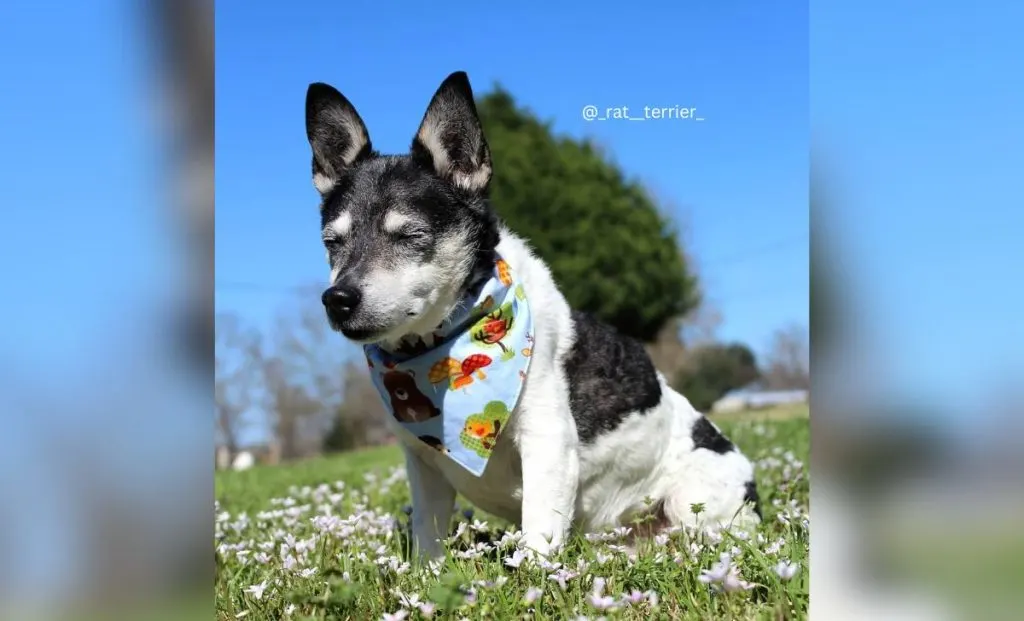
[363,256,534,477]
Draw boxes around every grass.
[215,414,809,620]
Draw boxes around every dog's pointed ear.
[411,71,492,194]
[305,82,372,196]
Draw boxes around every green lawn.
[215,415,809,620]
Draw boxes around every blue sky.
[215,1,810,368]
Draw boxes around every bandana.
[363,256,534,477]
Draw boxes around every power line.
[216,280,321,294]
[698,233,808,270]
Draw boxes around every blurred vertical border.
[0,0,213,620]
[811,1,1024,620]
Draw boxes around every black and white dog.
[304,71,761,558]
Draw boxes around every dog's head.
[305,71,500,344]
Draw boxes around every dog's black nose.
[321,285,361,319]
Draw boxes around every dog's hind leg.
[661,448,762,532]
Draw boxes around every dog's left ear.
[411,71,492,194]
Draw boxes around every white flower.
[722,569,755,592]
[549,568,578,590]
[588,594,618,610]
[646,590,660,608]
[765,537,786,555]
[524,586,543,604]
[698,555,732,584]
[504,549,530,568]
[775,560,800,580]
[396,590,423,609]
[703,528,724,545]
[470,519,489,532]
[698,553,754,591]
[298,567,318,578]
[381,610,409,621]
[449,521,468,541]
[243,580,267,601]
[284,603,296,616]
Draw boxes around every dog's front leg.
[517,408,579,557]
[404,448,456,561]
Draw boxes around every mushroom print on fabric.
[428,354,493,391]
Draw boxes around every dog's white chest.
[403,429,524,524]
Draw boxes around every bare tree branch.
[214,313,263,456]
[762,324,810,391]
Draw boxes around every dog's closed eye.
[390,229,429,244]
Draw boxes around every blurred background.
[0,0,1020,619]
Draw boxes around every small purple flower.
[588,594,618,610]
[624,590,646,605]
[549,568,578,590]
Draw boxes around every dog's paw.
[520,532,560,559]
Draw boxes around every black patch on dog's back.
[691,416,735,454]
[563,310,662,443]
[743,480,762,519]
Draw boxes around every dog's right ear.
[305,82,372,196]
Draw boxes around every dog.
[303,71,762,559]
